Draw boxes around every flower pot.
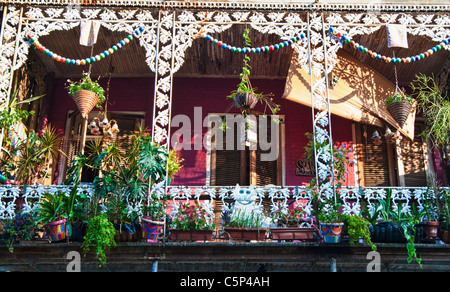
[234,92,258,110]
[320,222,344,243]
[72,90,99,119]
[114,222,141,242]
[142,216,165,242]
[270,227,320,242]
[387,101,412,128]
[422,221,439,238]
[441,228,450,244]
[224,228,266,241]
[169,229,213,242]
[44,219,66,242]
[70,220,87,242]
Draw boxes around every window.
[207,114,284,186]
[58,111,145,183]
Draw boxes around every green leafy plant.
[35,192,66,224]
[410,73,450,148]
[170,201,214,231]
[271,206,305,227]
[226,28,280,116]
[81,214,117,267]
[343,214,377,251]
[222,207,265,229]
[2,126,65,185]
[0,88,43,147]
[65,74,105,109]
[385,88,413,107]
[390,202,422,268]
[1,211,36,252]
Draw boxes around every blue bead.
[104,50,109,56]
[390,58,396,63]
[70,59,76,65]
[432,47,437,52]
[376,54,381,60]
[205,35,211,41]
[274,44,279,50]
[288,40,293,45]
[283,41,289,47]
[256,48,261,53]
[139,26,144,32]
[120,40,125,46]
[329,27,334,32]
[358,46,363,51]
[48,51,53,57]
[90,57,96,62]
[444,39,449,45]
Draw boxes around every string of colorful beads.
[26,26,145,65]
[328,26,450,64]
[202,32,306,53]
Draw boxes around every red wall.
[48,76,355,187]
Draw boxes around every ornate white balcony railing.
[1,184,447,223]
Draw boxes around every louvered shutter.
[211,119,244,186]
[401,127,428,186]
[253,116,280,186]
[359,124,391,186]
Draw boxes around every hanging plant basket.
[387,100,412,128]
[72,90,99,119]
[233,92,258,110]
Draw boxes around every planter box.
[270,227,320,242]
[224,228,266,241]
[169,229,213,242]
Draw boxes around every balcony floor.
[1,241,450,272]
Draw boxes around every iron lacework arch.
[0,3,450,205]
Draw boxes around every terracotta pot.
[422,221,440,238]
[320,222,344,243]
[270,227,320,242]
[72,90,99,119]
[387,100,412,128]
[224,228,266,241]
[44,219,66,242]
[169,229,213,242]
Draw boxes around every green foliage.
[1,211,36,252]
[35,192,66,224]
[65,74,105,109]
[343,214,377,251]
[410,73,450,148]
[226,28,280,116]
[171,201,214,231]
[0,88,43,146]
[271,206,305,227]
[81,214,117,266]
[385,88,413,106]
[222,208,265,229]
[2,126,64,185]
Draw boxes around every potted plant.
[226,28,280,116]
[1,211,36,252]
[269,204,320,242]
[343,214,377,251]
[141,194,167,242]
[317,202,345,244]
[221,207,267,242]
[81,213,117,267]
[385,88,414,128]
[35,192,67,242]
[169,200,215,242]
[65,73,105,119]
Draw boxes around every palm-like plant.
[35,192,66,224]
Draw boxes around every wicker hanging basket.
[234,92,258,110]
[387,100,412,128]
[72,90,99,119]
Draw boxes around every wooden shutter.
[357,124,392,186]
[253,116,280,186]
[401,126,428,186]
[210,114,282,186]
[211,119,245,186]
